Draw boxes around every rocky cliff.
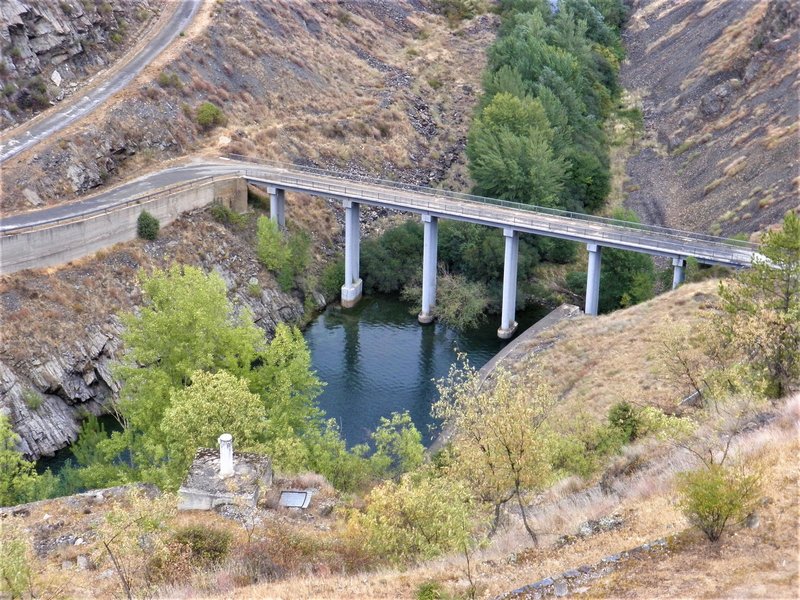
[0,208,306,459]
[0,0,163,128]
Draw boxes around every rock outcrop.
[0,0,163,128]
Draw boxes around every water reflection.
[305,295,547,446]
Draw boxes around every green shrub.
[210,202,246,227]
[417,581,450,600]
[109,32,123,44]
[196,101,226,130]
[677,464,761,542]
[22,387,43,410]
[608,401,640,442]
[172,525,232,565]
[157,71,182,90]
[137,210,160,240]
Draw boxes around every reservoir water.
[304,295,547,446]
[38,295,547,473]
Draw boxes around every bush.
[137,210,160,240]
[210,202,246,227]
[157,71,182,90]
[677,464,761,542]
[171,525,232,565]
[256,216,287,271]
[608,401,640,442]
[196,101,226,130]
[22,387,43,410]
[321,257,345,300]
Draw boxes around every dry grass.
[506,280,723,423]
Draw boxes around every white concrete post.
[672,257,686,290]
[268,187,286,229]
[418,214,439,324]
[341,200,362,308]
[218,433,234,478]
[585,243,602,316]
[498,228,519,339]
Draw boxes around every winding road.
[0,0,201,164]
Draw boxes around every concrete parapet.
[0,176,245,275]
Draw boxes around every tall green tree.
[0,416,52,507]
[718,212,800,397]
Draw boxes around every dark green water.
[305,295,547,446]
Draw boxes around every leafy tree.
[0,416,53,507]
[368,411,424,478]
[161,370,267,481]
[361,220,423,293]
[257,216,288,272]
[717,212,800,397]
[403,272,490,330]
[433,358,555,543]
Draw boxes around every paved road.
[0,0,200,165]
[1,157,759,268]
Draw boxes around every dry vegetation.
[1,0,495,214]
[622,0,799,237]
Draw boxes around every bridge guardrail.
[226,153,758,253]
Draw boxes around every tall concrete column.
[268,186,286,228]
[498,228,519,339]
[672,257,686,290]
[418,214,439,324]
[585,243,602,316]
[341,200,362,308]
[218,433,233,478]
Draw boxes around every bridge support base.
[268,187,286,228]
[585,243,602,316]
[341,279,363,308]
[672,257,686,290]
[497,228,519,339]
[418,214,438,325]
[341,200,362,308]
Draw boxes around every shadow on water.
[305,294,548,446]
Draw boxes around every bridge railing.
[225,154,758,254]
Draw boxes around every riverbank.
[428,303,582,454]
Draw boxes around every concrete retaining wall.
[0,177,247,274]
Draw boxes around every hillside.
[4,281,797,599]
[620,0,799,236]
[0,1,494,459]
[0,0,166,128]
[1,0,493,213]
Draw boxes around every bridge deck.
[1,156,758,268]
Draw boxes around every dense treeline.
[357,0,631,325]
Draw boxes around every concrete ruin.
[178,434,272,511]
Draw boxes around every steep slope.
[1,0,494,213]
[0,0,165,128]
[620,0,799,236]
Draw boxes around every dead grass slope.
[1,0,495,213]
[621,0,799,237]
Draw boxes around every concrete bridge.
[0,155,760,337]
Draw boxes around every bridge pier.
[341,200,362,308]
[585,243,602,316]
[267,186,286,228]
[418,214,439,324]
[498,228,519,339]
[672,257,686,289]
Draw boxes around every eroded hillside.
[2,0,494,213]
[620,0,799,236]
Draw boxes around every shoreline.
[427,303,582,455]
